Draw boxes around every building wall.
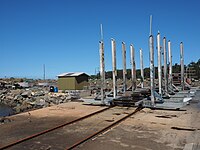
[75,75,89,90]
[58,77,76,90]
[58,75,89,90]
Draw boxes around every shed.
[57,72,89,90]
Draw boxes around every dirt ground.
[75,91,200,150]
[0,102,105,147]
[0,91,200,150]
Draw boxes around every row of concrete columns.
[100,38,139,101]
[113,41,137,97]
[149,32,185,106]
[99,24,185,106]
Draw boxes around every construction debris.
[171,126,196,131]
[0,88,73,114]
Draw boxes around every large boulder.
[6,95,14,100]
[31,91,45,97]
[9,99,18,107]
[14,105,21,113]
[20,101,32,111]
[0,117,12,123]
[35,98,46,106]
[21,91,32,98]
[0,89,9,95]
[11,89,23,95]
[14,95,23,101]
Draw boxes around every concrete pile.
[0,88,72,114]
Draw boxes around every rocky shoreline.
[0,88,75,115]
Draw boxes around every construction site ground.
[0,90,200,150]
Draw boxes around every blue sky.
[0,0,199,79]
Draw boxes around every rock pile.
[0,88,72,114]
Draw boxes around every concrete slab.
[76,92,200,150]
[184,143,200,150]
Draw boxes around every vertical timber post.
[149,35,155,106]
[140,48,144,88]
[157,32,162,95]
[180,42,184,91]
[130,44,136,91]
[163,37,168,93]
[122,42,127,93]
[111,39,117,98]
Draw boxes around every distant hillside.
[90,59,200,80]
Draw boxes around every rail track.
[0,106,143,150]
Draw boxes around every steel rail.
[66,106,143,150]
[0,106,111,150]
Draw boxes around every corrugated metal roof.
[57,72,89,77]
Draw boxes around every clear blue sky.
[0,0,199,79]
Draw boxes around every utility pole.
[180,42,184,91]
[43,64,45,81]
